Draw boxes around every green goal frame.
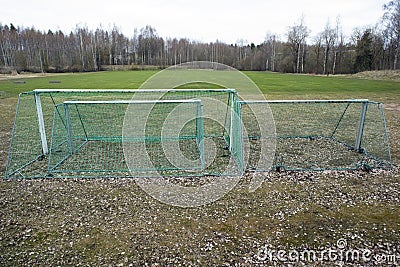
[5,89,238,178]
[237,99,392,171]
[4,88,392,178]
[47,99,205,177]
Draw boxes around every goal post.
[34,92,48,155]
[5,92,45,179]
[48,99,205,176]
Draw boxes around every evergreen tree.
[354,29,374,72]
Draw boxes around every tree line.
[1,0,399,74]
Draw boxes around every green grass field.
[0,70,399,266]
[1,70,399,102]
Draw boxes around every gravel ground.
[1,98,399,266]
[0,169,399,266]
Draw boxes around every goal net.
[5,89,239,178]
[238,99,392,171]
[5,89,392,179]
[48,100,205,177]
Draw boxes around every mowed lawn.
[1,70,399,102]
[0,70,399,266]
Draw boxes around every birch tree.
[286,16,310,73]
[321,20,337,75]
[383,0,400,69]
[332,16,343,75]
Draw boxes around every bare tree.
[286,16,310,73]
[321,20,337,75]
[383,0,400,69]
[264,33,278,71]
[332,16,343,75]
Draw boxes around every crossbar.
[34,89,236,94]
[238,99,370,104]
[63,99,202,105]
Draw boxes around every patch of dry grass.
[349,70,400,82]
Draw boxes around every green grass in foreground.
[1,70,399,102]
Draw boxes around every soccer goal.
[5,89,239,178]
[238,99,392,171]
[5,89,392,179]
[47,99,205,177]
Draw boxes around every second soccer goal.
[48,99,205,177]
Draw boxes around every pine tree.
[354,29,374,73]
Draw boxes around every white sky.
[0,0,388,44]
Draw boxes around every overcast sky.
[0,0,388,44]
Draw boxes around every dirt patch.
[0,73,44,81]
[350,70,400,82]
[385,103,400,112]
[0,72,71,81]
